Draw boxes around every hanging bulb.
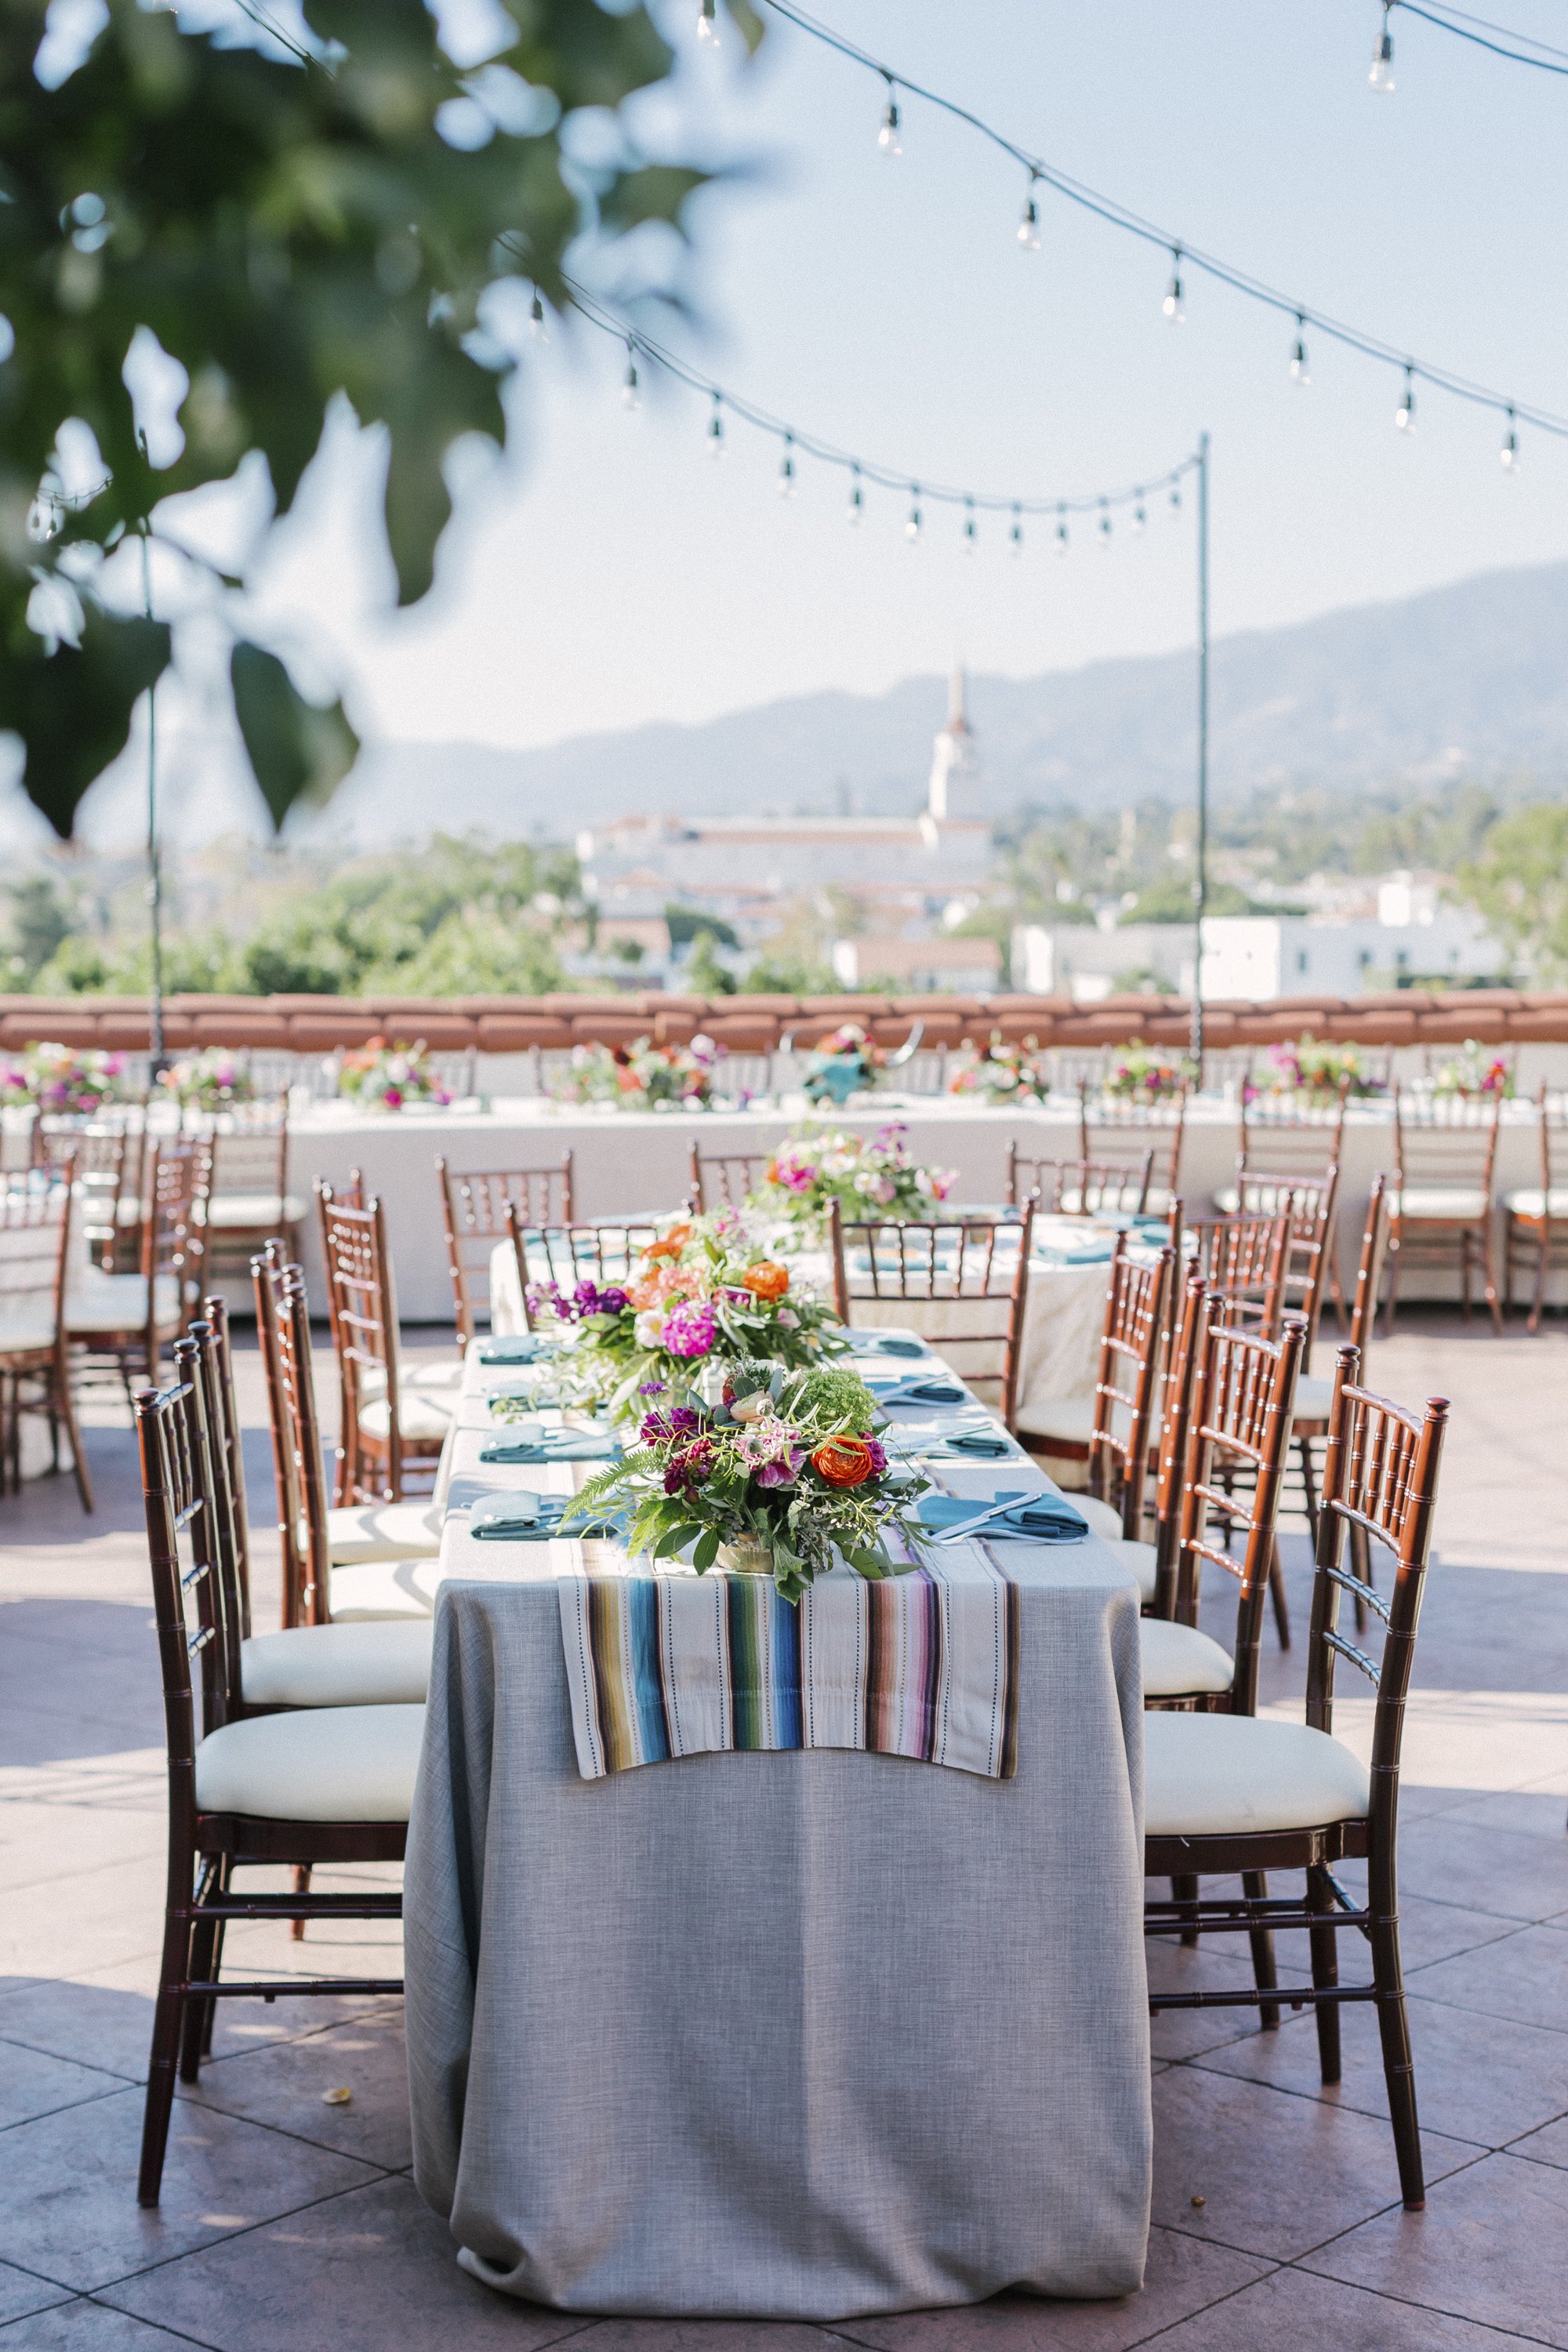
[1290,314,1310,385]
[528,287,548,343]
[1396,365,1415,432]
[1370,2,1395,90]
[906,485,922,542]
[847,465,864,525]
[1170,480,1182,511]
[778,434,797,499]
[1098,499,1112,547]
[1163,245,1185,324]
[1055,503,1069,555]
[1010,504,1023,557]
[1132,499,1147,535]
[878,75,902,156]
[697,0,720,43]
[1017,176,1040,252]
[706,394,724,459]
[621,340,640,410]
[26,495,59,543]
[964,499,978,554]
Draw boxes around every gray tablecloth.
[404,1549,1151,2318]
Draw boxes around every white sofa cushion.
[1388,1185,1489,1221]
[325,1501,443,1565]
[240,1621,432,1708]
[1143,1711,1370,1838]
[65,1271,181,1336]
[358,1388,456,1443]
[329,1555,445,1622]
[1503,1188,1568,1220]
[193,1702,425,1820]
[1140,1617,1234,1698]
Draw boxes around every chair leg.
[139,1882,194,2207]
[1307,1862,1341,2083]
[179,1860,222,2083]
[291,1862,312,1940]
[1480,1219,1504,1337]
[1528,1224,1551,1335]
[56,1363,93,1514]
[1171,1871,1200,1947]
[1370,1846,1425,2209]
[1243,1868,1280,2030]
[1461,1228,1472,1323]
[1381,1228,1402,1339]
[1297,1433,1319,1547]
[1268,1537,1291,1650]
[1349,1519,1374,1634]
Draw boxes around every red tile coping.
[0,992,1564,1052]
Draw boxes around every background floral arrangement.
[336,1038,452,1112]
[550,1035,722,1111]
[1429,1040,1513,1099]
[1102,1041,1194,1102]
[517,1212,845,1418]
[158,1049,255,1112]
[1,1044,123,1116]
[567,1361,928,1602]
[753,1125,956,1233]
[800,1023,886,1106]
[1246,1036,1383,1103]
[951,1031,1048,1105]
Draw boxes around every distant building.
[926,661,978,821]
[831,932,1002,994]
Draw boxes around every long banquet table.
[402,1335,1152,2318]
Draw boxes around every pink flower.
[662,1300,717,1358]
[737,1419,806,1488]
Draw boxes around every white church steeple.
[927,659,976,820]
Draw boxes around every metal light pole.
[140,516,166,1080]
[1189,430,1210,1081]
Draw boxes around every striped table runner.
[557,1546,1019,1783]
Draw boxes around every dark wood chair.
[133,1364,419,2207]
[198,1098,301,1276]
[65,1137,211,1392]
[1503,1083,1568,1330]
[502,1207,666,1331]
[316,1183,456,1504]
[0,1163,92,1509]
[1080,1080,1187,1211]
[688,1144,771,1213]
[828,1200,1035,1428]
[32,1112,142,1272]
[1385,1087,1502,1334]
[435,1154,575,1348]
[1291,1176,1386,1533]
[1082,1235,1172,1538]
[1007,1147,1154,1217]
[1217,1080,1348,1208]
[1144,1352,1450,2212]
[1191,1210,1293,1338]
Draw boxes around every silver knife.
[931,1493,1035,1546]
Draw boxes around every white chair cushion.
[1104,1536,1158,1604]
[358,1388,456,1443]
[1292,1373,1334,1422]
[329,1555,445,1622]
[1140,1617,1234,1698]
[204,1192,306,1229]
[1503,1188,1568,1219]
[359,1359,465,1399]
[240,1621,433,1708]
[65,1271,181,1336]
[0,1315,56,1356]
[1072,1493,1125,1542]
[1388,1185,1489,1221]
[325,1501,444,1564]
[1014,1396,1095,1445]
[192,1702,425,1820]
[1210,1185,1240,1215]
[1143,1711,1371,1838]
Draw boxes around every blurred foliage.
[1455,804,1568,982]
[682,928,737,996]
[2,870,74,983]
[0,0,739,835]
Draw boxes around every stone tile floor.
[0,1314,1565,2348]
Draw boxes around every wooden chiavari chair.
[688,1144,771,1214]
[315,1183,456,1504]
[1079,1080,1187,1212]
[0,1164,91,1509]
[1385,1085,1503,1334]
[133,1365,420,2207]
[502,1207,667,1331]
[198,1098,302,1276]
[1006,1147,1155,1217]
[1215,1079,1349,1211]
[828,1200,1036,1428]
[1290,1176,1385,1523]
[1143,1351,1450,2212]
[31,1113,139,1272]
[65,1137,210,1391]
[1084,1236,1173,1537]
[1502,1083,1568,1330]
[435,1154,575,1348]
[1188,1210,1296,1645]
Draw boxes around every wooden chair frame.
[828,1200,1036,1428]
[1080,1080,1187,1203]
[0,1165,92,1510]
[1503,1083,1568,1331]
[197,1098,298,1277]
[1293,1177,1388,1549]
[316,1183,441,1504]
[1086,1235,1173,1537]
[1385,1087,1503,1335]
[1007,1148,1154,1217]
[688,1145,771,1214]
[1144,1266,1210,1622]
[254,1253,338,1628]
[436,1154,575,1348]
[502,1208,666,1331]
[1145,1351,1450,2212]
[67,1138,211,1392]
[31,1115,137,1272]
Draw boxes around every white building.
[1199,902,1500,1000]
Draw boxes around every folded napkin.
[477,1334,546,1366]
[916,1489,1088,1544]
[466,1490,622,1541]
[478,1431,620,1465]
[939,1428,1014,1458]
[865,1374,969,1406]
[484,1372,555,1400]
[851,1334,930,1359]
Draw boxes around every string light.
[1290,314,1310,384]
[847,463,864,523]
[697,0,720,42]
[906,484,922,540]
[1388,0,1568,78]
[1132,498,1147,533]
[1170,481,1182,510]
[1055,503,1069,554]
[1370,1,1396,88]
[1018,174,1040,252]
[964,497,977,552]
[706,392,724,457]
[621,338,640,410]
[878,73,901,154]
[1010,503,1023,555]
[1099,498,1112,546]
[1501,407,1519,469]
[778,433,797,496]
[528,287,548,342]
[1396,365,1416,431]
[1163,245,1185,324]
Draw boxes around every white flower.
[634,1310,666,1348]
[853,1170,880,1195]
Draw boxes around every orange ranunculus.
[739,1261,789,1301]
[644,1223,692,1261]
[628,1264,702,1311]
[811,1437,874,1490]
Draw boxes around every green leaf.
[0,603,171,841]
[691,1526,720,1571]
[230,642,359,830]
[597,164,708,238]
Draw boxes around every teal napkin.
[478,1432,620,1465]
[940,1428,1013,1458]
[468,1491,622,1541]
[852,1334,930,1359]
[866,1374,968,1406]
[916,1490,1088,1544]
[477,1334,546,1365]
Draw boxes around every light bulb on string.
[1055,503,1069,555]
[778,434,797,499]
[964,499,978,554]
[621,339,640,410]
[697,0,720,43]
[1018,176,1040,252]
[1170,480,1181,511]
[1396,365,1416,432]
[1162,245,1185,323]
[1290,314,1310,385]
[1132,498,1146,535]
[1010,504,1023,557]
[528,287,548,342]
[1501,409,1519,470]
[847,465,864,525]
[706,394,724,459]
[1370,2,1396,91]
[906,485,922,542]
[878,74,902,155]
[1098,499,1112,548]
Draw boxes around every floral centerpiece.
[158,1048,255,1112]
[516,1211,846,1419]
[1244,1036,1384,1105]
[337,1037,452,1112]
[565,1360,929,1600]
[800,1022,885,1106]
[1429,1040,1513,1099]
[1102,1040,1194,1102]
[0,1043,123,1116]
[550,1034,723,1112]
[951,1030,1048,1105]
[753,1124,956,1235]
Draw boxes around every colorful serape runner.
[557,1547,1019,1783]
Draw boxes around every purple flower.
[662,1300,717,1359]
[637,1380,667,1396]
[597,1287,629,1316]
[641,1405,702,1446]
[864,1438,887,1477]
[738,1421,806,1490]
[663,1438,715,1494]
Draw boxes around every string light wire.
[1391,0,1568,74]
